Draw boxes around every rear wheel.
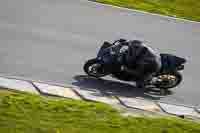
[83,59,108,78]
[154,71,182,89]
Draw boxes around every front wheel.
[154,71,182,89]
[83,59,109,78]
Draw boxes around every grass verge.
[0,89,200,133]
[95,0,200,22]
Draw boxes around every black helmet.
[131,40,142,45]
[118,38,127,43]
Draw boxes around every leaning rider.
[115,39,162,87]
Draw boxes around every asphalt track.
[0,0,200,107]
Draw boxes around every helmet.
[118,38,127,43]
[131,40,143,45]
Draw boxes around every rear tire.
[83,59,108,78]
[154,71,182,89]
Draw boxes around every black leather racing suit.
[121,40,162,82]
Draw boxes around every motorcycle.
[83,40,186,94]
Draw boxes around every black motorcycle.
[84,40,186,94]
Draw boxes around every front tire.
[154,71,182,89]
[83,59,108,78]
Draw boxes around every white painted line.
[33,82,81,100]
[73,87,119,105]
[0,77,39,94]
[0,74,75,89]
[158,102,200,117]
[84,0,200,24]
[118,97,162,112]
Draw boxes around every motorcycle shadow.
[72,75,173,101]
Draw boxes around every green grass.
[0,89,200,133]
[96,0,200,21]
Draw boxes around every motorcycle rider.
[108,39,162,87]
